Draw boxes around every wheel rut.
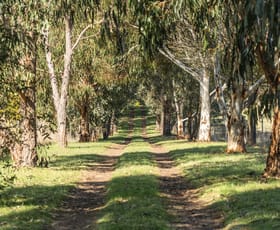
[50,142,129,230]
[151,143,223,230]
[141,108,223,229]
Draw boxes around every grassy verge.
[0,141,111,230]
[157,140,280,229]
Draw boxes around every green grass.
[97,127,170,229]
[157,140,280,230]
[0,141,111,230]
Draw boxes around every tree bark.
[256,45,280,177]
[247,106,257,145]
[12,88,37,166]
[161,96,172,136]
[173,80,184,138]
[198,71,211,141]
[44,16,73,147]
[79,103,90,142]
[226,87,246,153]
[264,102,280,177]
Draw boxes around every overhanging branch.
[158,45,201,82]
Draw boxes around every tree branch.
[158,45,201,82]
[72,19,104,51]
[72,25,92,51]
[244,75,266,99]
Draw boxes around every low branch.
[181,112,197,122]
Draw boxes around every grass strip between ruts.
[97,126,170,229]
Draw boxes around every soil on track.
[50,142,128,230]
[151,144,224,230]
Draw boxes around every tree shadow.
[169,145,265,188]
[147,135,177,144]
[96,175,170,230]
[116,151,155,169]
[0,184,73,230]
[50,153,106,171]
[213,187,280,229]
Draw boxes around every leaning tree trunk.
[198,71,211,141]
[12,88,37,166]
[226,86,246,153]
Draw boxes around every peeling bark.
[12,88,37,166]
[226,87,246,153]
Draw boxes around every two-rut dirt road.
[50,108,223,229]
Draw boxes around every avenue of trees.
[0,1,279,177]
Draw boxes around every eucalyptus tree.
[183,0,279,164]
[117,0,214,141]
[43,0,99,147]
[0,0,47,166]
[158,13,213,141]
[240,1,279,176]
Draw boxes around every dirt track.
[50,108,224,229]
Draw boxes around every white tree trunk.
[198,71,211,141]
[44,16,73,147]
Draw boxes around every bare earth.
[50,110,224,229]
[50,142,127,230]
[151,143,224,230]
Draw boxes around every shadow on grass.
[97,175,169,230]
[169,145,265,188]
[0,184,73,230]
[50,153,105,171]
[148,135,177,144]
[213,187,280,230]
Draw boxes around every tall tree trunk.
[198,71,211,141]
[156,114,161,131]
[227,86,246,153]
[247,106,257,145]
[264,104,280,177]
[79,103,90,142]
[44,16,73,147]
[161,96,172,136]
[103,117,111,140]
[173,80,184,138]
[110,111,115,136]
